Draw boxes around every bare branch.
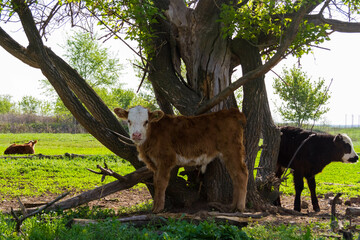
[87,164,127,182]
[11,192,69,233]
[0,27,39,68]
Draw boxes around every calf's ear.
[149,110,164,122]
[333,134,343,143]
[114,108,129,119]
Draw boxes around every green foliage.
[244,223,314,240]
[107,88,136,110]
[0,211,252,240]
[160,219,251,239]
[40,30,125,116]
[38,100,53,116]
[84,0,161,58]
[18,95,41,114]
[0,95,15,114]
[39,29,157,115]
[220,1,331,58]
[273,65,330,126]
[64,31,122,89]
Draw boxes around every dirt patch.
[0,188,153,213]
[262,194,360,228]
[1,189,359,227]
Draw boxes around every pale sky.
[0,22,360,126]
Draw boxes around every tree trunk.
[232,39,281,208]
[151,0,238,209]
[256,80,281,204]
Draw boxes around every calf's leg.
[306,176,320,212]
[293,172,304,212]
[152,165,172,213]
[223,150,248,212]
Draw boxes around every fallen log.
[10,167,153,215]
[346,207,360,217]
[68,212,248,228]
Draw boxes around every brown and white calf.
[4,140,38,154]
[114,106,248,213]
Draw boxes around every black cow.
[275,126,358,212]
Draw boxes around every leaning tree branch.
[195,3,310,114]
[10,167,153,215]
[4,0,140,166]
[0,27,39,68]
[305,13,360,33]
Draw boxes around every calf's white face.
[127,106,150,145]
[114,106,165,145]
[339,134,358,163]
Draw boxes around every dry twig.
[87,162,126,182]
[10,192,69,233]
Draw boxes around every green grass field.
[0,133,134,199]
[1,131,359,199]
[0,133,113,155]
[0,131,359,239]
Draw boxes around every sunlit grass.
[0,133,113,155]
[0,155,137,199]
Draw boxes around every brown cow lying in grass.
[114,105,248,213]
[4,140,38,154]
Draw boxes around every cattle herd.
[114,106,359,213]
[3,105,358,214]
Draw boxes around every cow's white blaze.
[127,106,149,145]
[341,133,358,163]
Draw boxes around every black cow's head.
[334,134,359,163]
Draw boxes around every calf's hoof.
[152,205,164,214]
[314,207,320,212]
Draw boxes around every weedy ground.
[0,131,359,239]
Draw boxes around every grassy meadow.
[0,133,136,199]
[0,133,113,155]
[0,130,359,239]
